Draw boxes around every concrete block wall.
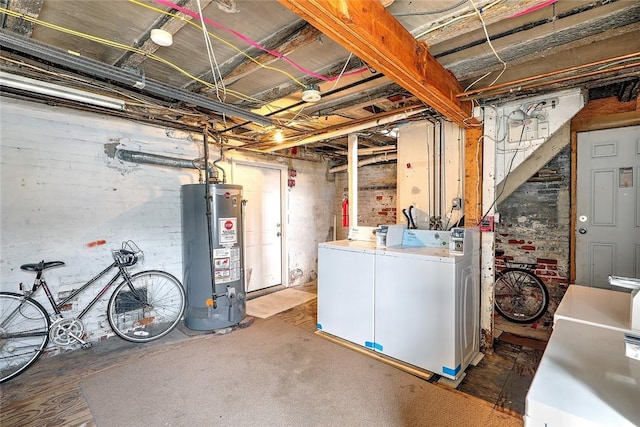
[333,163,397,240]
[0,97,333,351]
[495,145,571,330]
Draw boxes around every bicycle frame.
[34,259,133,321]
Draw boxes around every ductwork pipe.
[115,149,214,177]
[329,152,398,173]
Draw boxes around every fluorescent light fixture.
[0,71,126,110]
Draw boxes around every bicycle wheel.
[0,292,51,383]
[494,268,549,324]
[107,270,185,343]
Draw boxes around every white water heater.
[181,183,246,330]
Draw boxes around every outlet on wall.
[452,197,462,210]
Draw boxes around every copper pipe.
[457,51,640,98]
[460,61,640,100]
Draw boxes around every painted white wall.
[285,160,335,285]
[397,121,434,229]
[476,88,585,348]
[481,88,585,184]
[396,120,465,230]
[0,97,332,348]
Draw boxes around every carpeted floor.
[80,318,522,427]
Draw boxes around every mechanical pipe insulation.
[261,107,428,152]
[115,149,214,177]
[328,153,398,173]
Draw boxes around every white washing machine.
[317,240,376,347]
[317,228,480,380]
[374,245,479,379]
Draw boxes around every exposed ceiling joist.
[115,0,214,70]
[218,23,321,88]
[278,0,471,127]
[0,31,273,126]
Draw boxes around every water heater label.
[213,247,241,284]
[219,217,238,244]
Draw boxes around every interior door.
[232,162,283,292]
[576,125,640,287]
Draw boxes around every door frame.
[570,107,640,283]
[230,159,289,289]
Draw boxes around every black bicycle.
[0,241,185,383]
[494,251,549,324]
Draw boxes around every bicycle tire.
[107,270,185,343]
[494,268,549,324]
[0,292,51,384]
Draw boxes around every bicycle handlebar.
[112,241,144,267]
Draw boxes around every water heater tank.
[181,183,246,330]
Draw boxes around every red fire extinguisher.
[341,197,349,227]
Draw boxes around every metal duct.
[329,153,398,173]
[0,31,273,126]
[115,149,212,176]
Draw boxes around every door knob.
[578,227,587,234]
[277,232,282,237]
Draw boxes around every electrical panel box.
[524,118,538,140]
[508,120,525,142]
[479,216,494,232]
[537,120,550,138]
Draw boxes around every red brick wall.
[494,146,571,330]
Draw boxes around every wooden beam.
[464,126,483,226]
[278,0,471,127]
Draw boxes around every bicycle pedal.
[82,342,93,349]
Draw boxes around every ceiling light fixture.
[150,29,173,47]
[301,84,321,103]
[0,71,126,110]
[274,129,284,143]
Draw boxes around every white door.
[232,162,283,292]
[576,125,640,287]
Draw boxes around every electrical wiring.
[128,0,308,89]
[0,6,266,107]
[414,0,504,39]
[509,0,558,18]
[151,0,370,84]
[328,53,354,91]
[195,0,226,103]
[468,0,507,89]
[477,122,526,225]
[394,0,468,17]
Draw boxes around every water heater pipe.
[203,125,217,309]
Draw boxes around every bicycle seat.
[20,261,65,272]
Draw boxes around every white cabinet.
[317,240,479,380]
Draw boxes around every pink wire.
[152,0,368,83]
[509,0,557,18]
